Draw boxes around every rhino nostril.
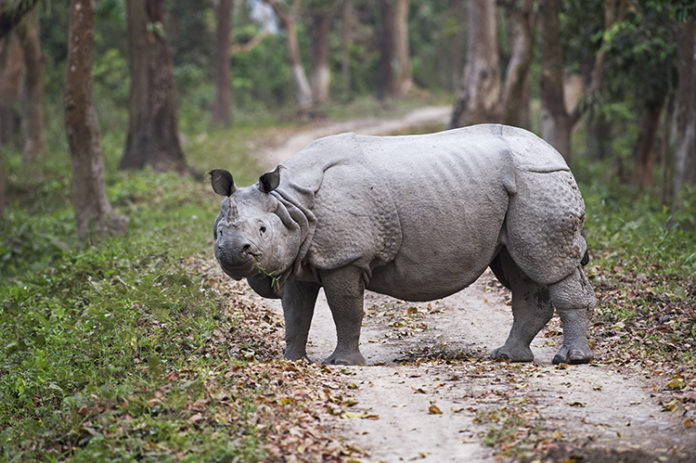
[241,244,251,254]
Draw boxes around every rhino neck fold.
[270,189,317,282]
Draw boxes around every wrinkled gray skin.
[211,124,596,366]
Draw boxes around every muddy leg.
[490,250,554,362]
[320,266,366,365]
[549,266,595,364]
[282,281,320,360]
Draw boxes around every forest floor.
[215,107,696,462]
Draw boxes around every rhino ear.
[209,169,236,196]
[259,166,282,193]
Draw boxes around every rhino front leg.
[490,250,553,362]
[282,281,320,361]
[320,266,367,366]
[549,266,595,364]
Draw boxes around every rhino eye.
[259,226,267,235]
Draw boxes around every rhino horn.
[209,169,236,196]
[259,165,283,193]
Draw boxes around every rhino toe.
[323,350,366,366]
[490,345,534,362]
[552,345,592,365]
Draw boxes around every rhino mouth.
[217,259,256,280]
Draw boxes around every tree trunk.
[376,0,396,101]
[449,0,467,92]
[17,11,46,163]
[0,0,42,40]
[538,0,575,161]
[310,6,331,105]
[633,98,664,188]
[265,0,313,114]
[673,16,696,200]
[0,33,23,147]
[393,0,411,95]
[449,0,501,128]
[65,0,128,241]
[341,0,352,102]
[212,0,234,127]
[0,150,5,216]
[120,0,187,173]
[501,0,534,128]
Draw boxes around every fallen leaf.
[428,404,443,415]
[666,374,686,390]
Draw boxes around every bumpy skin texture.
[211,124,596,365]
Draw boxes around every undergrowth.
[0,120,272,460]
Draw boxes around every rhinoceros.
[210,124,596,365]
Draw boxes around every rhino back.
[355,125,514,300]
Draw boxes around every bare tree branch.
[231,29,270,54]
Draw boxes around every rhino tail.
[581,250,590,266]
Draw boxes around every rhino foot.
[284,349,309,362]
[322,350,366,366]
[552,345,593,365]
[489,345,534,362]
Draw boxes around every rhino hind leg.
[490,249,554,362]
[548,266,595,364]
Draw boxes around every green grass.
[0,118,272,460]
[576,157,696,369]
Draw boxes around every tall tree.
[539,0,625,162]
[17,11,46,163]
[538,0,576,160]
[0,144,5,215]
[500,0,534,128]
[673,16,696,199]
[65,0,128,241]
[0,33,22,147]
[212,0,234,127]
[449,0,467,92]
[633,98,665,187]
[393,0,411,95]
[376,0,396,100]
[309,2,331,104]
[341,0,352,101]
[264,0,313,114]
[0,0,41,37]
[0,0,43,217]
[120,0,187,173]
[449,0,500,128]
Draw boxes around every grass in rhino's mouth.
[253,259,282,290]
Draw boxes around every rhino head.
[209,167,301,289]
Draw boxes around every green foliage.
[0,123,270,460]
[231,25,294,112]
[408,0,461,91]
[602,3,678,105]
[560,0,605,73]
[579,158,696,279]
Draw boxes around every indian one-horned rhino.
[209,124,596,366]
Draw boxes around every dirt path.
[247,108,696,461]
